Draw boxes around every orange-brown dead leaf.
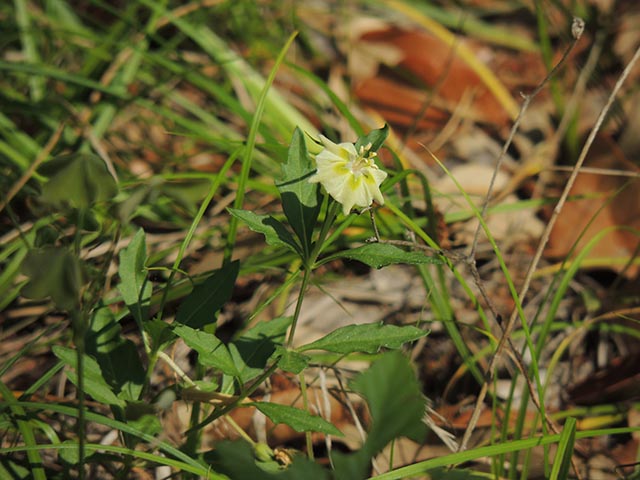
[546,135,640,277]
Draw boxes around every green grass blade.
[549,417,577,480]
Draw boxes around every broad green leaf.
[229,316,292,384]
[175,260,239,329]
[228,208,300,255]
[118,229,151,325]
[20,246,86,310]
[204,440,330,479]
[58,440,97,466]
[85,308,145,401]
[327,243,443,269]
[355,124,389,154]
[172,324,237,376]
[52,346,125,407]
[298,323,428,354]
[39,153,117,208]
[144,319,175,353]
[332,351,426,479]
[250,401,343,436]
[276,128,321,257]
[275,346,309,374]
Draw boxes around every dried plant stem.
[458,38,640,463]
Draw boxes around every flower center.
[349,143,376,176]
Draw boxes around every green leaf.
[250,401,343,436]
[229,316,292,384]
[21,246,86,310]
[549,417,577,480]
[276,127,321,257]
[328,243,443,269]
[175,261,239,329]
[332,351,426,479]
[85,308,145,401]
[204,440,330,479]
[118,229,151,325]
[298,323,428,354]
[275,346,310,374]
[355,124,389,154]
[52,346,125,407]
[172,324,237,376]
[39,153,118,208]
[228,208,300,255]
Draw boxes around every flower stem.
[285,267,311,348]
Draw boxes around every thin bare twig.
[458,33,640,463]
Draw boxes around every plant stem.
[286,267,311,348]
[298,371,314,460]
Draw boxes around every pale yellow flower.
[309,135,387,215]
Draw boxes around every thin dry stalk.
[458,36,640,465]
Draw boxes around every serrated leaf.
[229,316,292,384]
[250,402,343,436]
[329,243,443,269]
[118,229,151,325]
[228,209,300,254]
[53,346,125,407]
[332,351,426,479]
[276,128,321,257]
[298,323,428,354]
[21,246,86,310]
[275,346,309,374]
[172,324,237,376]
[175,261,239,329]
[85,308,145,401]
[355,124,389,153]
[39,153,118,208]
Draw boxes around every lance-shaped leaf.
[175,261,239,329]
[172,324,237,376]
[228,208,300,255]
[118,229,151,325]
[276,128,321,257]
[355,124,389,154]
[298,323,428,354]
[250,402,343,436]
[326,243,443,269]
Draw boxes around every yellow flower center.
[349,143,376,176]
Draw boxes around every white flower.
[309,135,387,215]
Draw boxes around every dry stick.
[458,37,640,459]
[457,17,584,449]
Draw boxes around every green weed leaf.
[275,346,309,374]
[355,124,389,153]
[118,229,151,325]
[298,323,428,354]
[332,351,427,479]
[85,308,145,401]
[204,440,329,479]
[276,127,321,257]
[53,346,125,407]
[39,153,117,209]
[175,261,239,329]
[21,246,86,310]
[229,316,291,384]
[328,243,443,269]
[228,209,300,254]
[250,401,343,436]
[172,324,237,376]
